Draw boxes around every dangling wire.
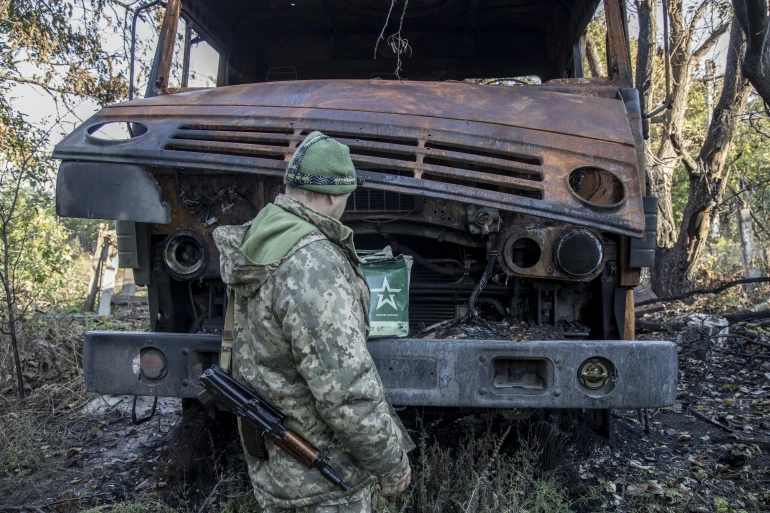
[469,213,511,319]
[373,0,412,80]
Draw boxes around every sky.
[8,3,221,145]
[8,0,732,147]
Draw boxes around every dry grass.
[374,418,573,513]
[0,412,43,477]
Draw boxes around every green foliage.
[713,496,750,513]
[0,112,81,313]
[0,0,129,106]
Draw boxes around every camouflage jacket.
[214,195,414,509]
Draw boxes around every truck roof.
[187,0,602,82]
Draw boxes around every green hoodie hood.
[213,194,361,298]
[240,203,317,265]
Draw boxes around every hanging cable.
[469,213,511,319]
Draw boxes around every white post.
[97,232,119,316]
[122,268,137,296]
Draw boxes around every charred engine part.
[188,279,227,333]
[356,232,504,330]
[469,213,511,318]
[386,237,485,276]
[349,221,486,248]
[467,206,500,235]
[476,297,506,318]
[598,263,621,340]
[164,230,207,281]
[536,282,557,326]
[501,279,591,336]
[498,217,615,281]
[470,255,498,319]
[554,229,604,277]
[174,169,258,217]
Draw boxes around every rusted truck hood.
[53,80,644,236]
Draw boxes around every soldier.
[214,131,415,513]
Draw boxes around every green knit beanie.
[284,131,363,195]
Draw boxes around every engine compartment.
[143,172,625,342]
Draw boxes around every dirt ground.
[1,305,769,512]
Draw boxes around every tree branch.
[585,32,607,77]
[669,132,700,176]
[692,21,732,60]
[0,74,76,97]
[636,277,770,306]
[106,0,138,10]
[688,0,713,35]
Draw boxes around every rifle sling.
[220,289,235,373]
[222,291,269,460]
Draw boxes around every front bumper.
[84,331,677,409]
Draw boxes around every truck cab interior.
[166,0,620,89]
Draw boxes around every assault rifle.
[199,364,350,491]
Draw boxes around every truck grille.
[166,126,292,161]
[165,125,545,201]
[347,190,415,212]
[409,301,456,331]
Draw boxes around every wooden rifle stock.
[275,430,319,468]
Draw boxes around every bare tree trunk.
[635,0,658,117]
[2,227,24,399]
[705,60,716,128]
[649,2,701,248]
[654,23,752,295]
[647,1,732,293]
[585,33,607,77]
[732,0,770,106]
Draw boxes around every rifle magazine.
[239,417,269,461]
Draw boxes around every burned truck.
[54,0,677,428]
